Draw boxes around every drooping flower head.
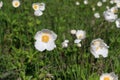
[100,72,118,80]
[12,0,20,8]
[90,38,109,58]
[34,29,57,52]
[115,18,120,28]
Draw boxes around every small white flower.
[106,6,110,10]
[90,38,109,58]
[74,39,81,44]
[77,43,82,47]
[75,1,80,6]
[70,29,76,35]
[34,29,57,52]
[76,30,86,40]
[84,0,88,5]
[34,10,43,16]
[113,0,120,3]
[97,1,102,7]
[94,12,100,18]
[110,6,118,13]
[62,42,68,48]
[103,10,118,22]
[115,18,120,28]
[12,0,20,8]
[116,2,120,8]
[110,0,114,4]
[92,7,95,11]
[100,72,118,80]
[102,0,107,2]
[32,2,45,11]
[62,40,69,48]
[0,1,3,9]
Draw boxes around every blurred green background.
[0,0,120,80]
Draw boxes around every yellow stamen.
[15,2,19,6]
[104,77,110,80]
[79,34,83,39]
[33,5,38,10]
[42,35,49,43]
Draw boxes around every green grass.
[0,0,120,80]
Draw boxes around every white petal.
[34,41,46,52]
[74,39,81,43]
[96,48,108,58]
[115,18,120,28]
[46,42,56,51]
[34,10,43,16]
[34,31,42,41]
[39,3,45,11]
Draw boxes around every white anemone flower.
[113,0,120,3]
[94,12,100,18]
[97,1,102,7]
[0,1,3,9]
[77,43,82,47]
[92,7,96,11]
[100,72,118,80]
[34,29,57,52]
[103,10,118,22]
[76,30,86,40]
[115,18,120,28]
[90,38,109,58]
[32,2,45,11]
[84,0,88,5]
[12,0,20,8]
[70,29,76,35]
[75,1,80,6]
[110,6,118,13]
[116,2,120,8]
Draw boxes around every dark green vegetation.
[0,0,120,80]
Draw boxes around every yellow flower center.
[104,77,110,80]
[33,5,38,10]
[96,47,100,51]
[15,2,19,7]
[42,35,50,43]
[79,34,83,39]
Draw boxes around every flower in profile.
[90,38,109,58]
[12,0,20,8]
[97,1,102,7]
[32,2,45,16]
[115,18,120,28]
[0,1,3,9]
[62,40,69,48]
[100,72,118,80]
[103,10,118,22]
[94,12,100,18]
[76,30,86,40]
[34,29,57,52]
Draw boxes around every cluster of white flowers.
[32,2,45,16]
[100,72,118,80]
